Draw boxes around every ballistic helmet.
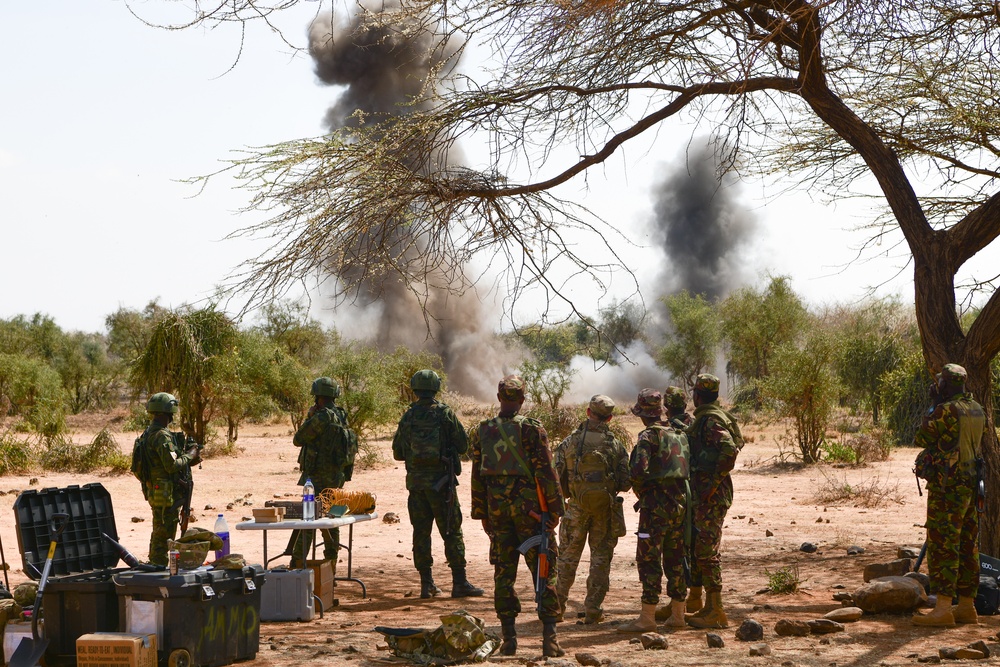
[410,369,442,395]
[146,392,179,415]
[311,377,341,399]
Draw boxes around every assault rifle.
[173,432,203,533]
[431,411,458,536]
[517,480,552,612]
[432,452,458,536]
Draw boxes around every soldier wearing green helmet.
[131,392,201,566]
[392,370,483,599]
[684,373,743,629]
[291,377,358,566]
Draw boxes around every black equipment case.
[13,483,128,663]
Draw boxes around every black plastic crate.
[14,483,120,578]
[13,483,125,664]
[116,565,265,667]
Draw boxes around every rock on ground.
[735,618,764,641]
[823,607,863,623]
[774,619,811,637]
[852,576,927,613]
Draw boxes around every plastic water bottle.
[214,513,230,560]
[302,478,316,521]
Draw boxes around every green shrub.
[881,350,933,446]
[765,564,801,594]
[524,403,583,444]
[761,330,839,463]
[38,429,131,474]
[0,431,32,475]
[0,352,66,436]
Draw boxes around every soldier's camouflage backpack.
[645,424,690,480]
[333,406,360,481]
[401,402,448,470]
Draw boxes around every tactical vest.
[953,397,985,478]
[689,403,743,471]
[404,402,446,469]
[645,424,690,480]
[478,416,533,477]
[565,423,617,512]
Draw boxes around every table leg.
[334,523,367,598]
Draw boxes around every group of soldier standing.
[391,371,742,657]
[133,359,986,655]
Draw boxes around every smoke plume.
[649,143,756,301]
[309,4,519,399]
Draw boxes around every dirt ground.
[3,410,999,667]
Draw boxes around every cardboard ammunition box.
[76,632,157,667]
[307,559,336,610]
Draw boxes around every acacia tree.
[139,2,1000,549]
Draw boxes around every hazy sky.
[2,1,995,335]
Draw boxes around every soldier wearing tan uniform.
[553,395,630,624]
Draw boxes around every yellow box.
[307,559,337,610]
[76,632,157,667]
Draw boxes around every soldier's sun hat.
[631,388,663,419]
[588,395,615,419]
[694,374,720,394]
[938,363,968,387]
[663,386,687,411]
[498,375,526,401]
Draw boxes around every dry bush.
[813,470,904,509]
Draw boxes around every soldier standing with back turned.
[291,377,357,567]
[392,369,483,599]
[617,389,691,632]
[685,373,743,629]
[553,395,630,624]
[470,375,565,658]
[912,363,986,627]
[132,392,201,566]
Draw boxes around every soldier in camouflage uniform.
[470,375,565,658]
[685,374,742,629]
[291,377,357,567]
[655,385,693,622]
[553,395,630,625]
[392,369,483,599]
[912,363,986,627]
[663,386,693,429]
[132,392,201,566]
[618,389,691,632]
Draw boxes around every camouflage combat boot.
[912,595,956,627]
[952,596,979,624]
[450,567,484,598]
[542,622,564,657]
[419,570,443,599]
[686,591,729,629]
[499,618,517,656]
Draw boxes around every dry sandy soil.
[3,409,999,667]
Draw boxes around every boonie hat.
[631,388,663,419]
